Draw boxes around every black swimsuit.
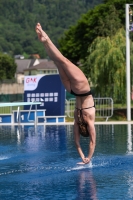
[71,89,95,137]
[71,90,92,96]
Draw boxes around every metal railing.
[65,98,113,121]
[0,98,113,122]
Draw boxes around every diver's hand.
[83,157,90,164]
[77,157,90,165]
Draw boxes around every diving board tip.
[0,102,42,107]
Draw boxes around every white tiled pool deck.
[0,121,133,126]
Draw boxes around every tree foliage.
[59,0,133,64]
[0,0,102,58]
[0,53,17,80]
[85,28,127,103]
[58,0,133,103]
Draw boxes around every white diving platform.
[0,102,41,107]
[0,101,66,125]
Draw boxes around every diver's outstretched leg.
[35,23,90,93]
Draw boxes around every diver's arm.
[76,143,85,162]
[86,122,96,162]
[74,122,86,162]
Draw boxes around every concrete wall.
[0,83,24,94]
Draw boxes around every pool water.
[0,124,133,200]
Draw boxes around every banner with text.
[24,75,65,116]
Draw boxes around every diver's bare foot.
[35,23,48,43]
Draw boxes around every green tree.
[0,0,102,57]
[59,4,122,64]
[0,53,17,80]
[85,28,127,103]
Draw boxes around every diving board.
[0,101,66,125]
[0,102,41,107]
[0,101,44,125]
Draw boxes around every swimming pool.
[0,124,133,200]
